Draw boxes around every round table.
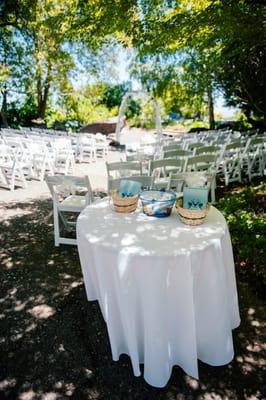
[77,198,240,387]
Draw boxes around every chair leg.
[53,204,60,246]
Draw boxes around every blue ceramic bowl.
[140,189,176,217]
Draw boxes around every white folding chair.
[163,149,190,159]
[0,144,27,191]
[163,143,183,152]
[52,138,75,175]
[218,141,242,186]
[186,142,205,154]
[108,175,154,194]
[241,136,265,181]
[168,171,217,203]
[106,161,143,194]
[184,154,217,173]
[148,158,185,189]
[149,158,184,177]
[195,145,219,156]
[45,175,94,246]
[76,134,96,163]
[95,133,109,158]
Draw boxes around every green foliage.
[102,83,131,109]
[128,99,157,129]
[186,120,208,130]
[217,184,266,286]
[133,0,266,128]
[0,0,138,123]
[1,0,265,129]
[101,83,142,120]
[6,96,38,127]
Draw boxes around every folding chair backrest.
[224,140,242,151]
[184,154,216,172]
[195,145,218,155]
[167,172,185,192]
[163,143,183,152]
[95,132,107,141]
[0,144,13,163]
[163,149,190,159]
[149,158,184,177]
[247,136,265,149]
[108,175,154,194]
[186,142,204,152]
[79,134,95,145]
[168,171,216,202]
[106,161,142,179]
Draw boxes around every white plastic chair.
[45,175,94,246]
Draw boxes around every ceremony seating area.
[0,128,264,201]
[0,128,109,191]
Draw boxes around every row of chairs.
[0,137,75,191]
[0,131,110,191]
[125,135,266,186]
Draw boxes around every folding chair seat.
[45,175,94,246]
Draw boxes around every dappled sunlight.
[29,304,56,320]
[0,196,265,399]
[0,378,17,391]
[80,203,228,259]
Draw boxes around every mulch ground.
[0,192,265,400]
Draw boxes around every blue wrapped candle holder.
[140,190,176,217]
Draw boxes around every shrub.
[217,183,266,288]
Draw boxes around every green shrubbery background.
[217,183,266,290]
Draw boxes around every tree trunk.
[0,85,8,127]
[207,85,215,130]
[36,66,51,120]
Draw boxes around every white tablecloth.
[77,198,240,387]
